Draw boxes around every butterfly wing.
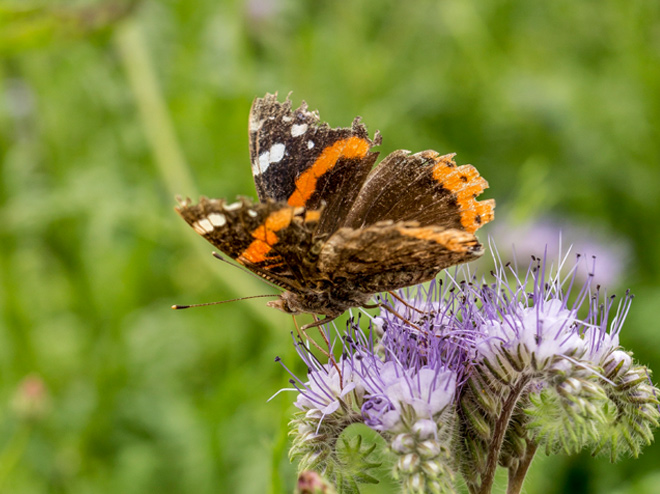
[321,150,494,294]
[249,94,381,236]
[318,221,483,294]
[178,95,496,313]
[344,150,494,233]
[175,197,322,291]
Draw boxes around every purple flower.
[292,357,360,417]
[359,361,457,432]
[476,299,585,370]
[282,239,658,494]
[471,247,631,373]
[346,282,478,432]
[280,282,470,433]
[278,337,364,419]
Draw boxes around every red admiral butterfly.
[176,94,494,326]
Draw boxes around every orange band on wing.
[304,210,321,223]
[397,226,476,252]
[287,136,370,207]
[240,208,294,264]
[432,156,495,233]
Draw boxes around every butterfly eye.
[310,241,324,256]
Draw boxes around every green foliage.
[593,365,660,461]
[525,361,660,463]
[0,1,138,53]
[289,415,382,494]
[333,435,381,493]
[1,0,659,493]
[458,344,660,494]
[526,378,607,456]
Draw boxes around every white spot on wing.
[269,143,285,163]
[282,116,293,122]
[291,123,308,137]
[247,209,258,217]
[193,222,206,234]
[223,201,242,211]
[257,152,270,173]
[194,218,214,234]
[207,213,226,227]
[307,140,314,149]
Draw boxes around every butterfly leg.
[387,290,427,315]
[303,315,338,359]
[294,315,343,383]
[292,315,337,355]
[364,297,425,333]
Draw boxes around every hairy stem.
[506,440,538,494]
[477,376,530,494]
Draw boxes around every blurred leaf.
[0,0,139,54]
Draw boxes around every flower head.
[282,240,659,494]
[278,333,363,420]
[469,247,635,376]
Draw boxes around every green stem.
[506,440,537,494]
[113,19,197,199]
[113,19,274,324]
[477,377,530,494]
[0,425,31,489]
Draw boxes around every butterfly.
[176,94,494,328]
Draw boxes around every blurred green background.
[1,0,659,493]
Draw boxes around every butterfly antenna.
[211,251,284,291]
[172,294,278,310]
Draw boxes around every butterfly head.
[267,294,298,315]
[266,289,371,319]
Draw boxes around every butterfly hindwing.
[318,221,483,294]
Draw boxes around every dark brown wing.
[343,150,495,234]
[249,94,381,236]
[317,221,483,294]
[175,196,322,291]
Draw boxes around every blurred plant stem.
[114,20,197,200]
[0,426,30,490]
[113,20,276,327]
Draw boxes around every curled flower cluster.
[280,246,659,494]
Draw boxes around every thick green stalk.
[114,19,197,198]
